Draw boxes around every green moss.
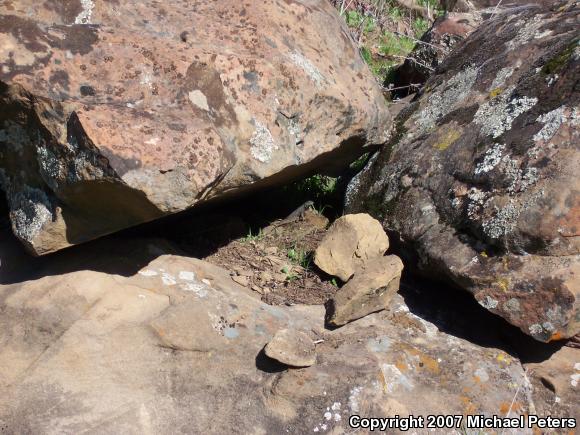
[541,40,578,75]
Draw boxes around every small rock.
[231,275,249,287]
[314,214,389,282]
[251,285,263,294]
[327,255,404,326]
[264,329,316,367]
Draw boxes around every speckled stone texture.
[347,1,579,342]
[392,12,480,94]
[0,0,391,255]
[0,243,559,433]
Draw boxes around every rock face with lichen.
[0,0,391,256]
[392,12,480,96]
[347,1,579,342]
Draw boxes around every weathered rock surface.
[265,328,316,367]
[1,245,564,433]
[327,255,404,326]
[445,0,554,12]
[314,213,389,281]
[347,1,580,342]
[0,0,391,256]
[392,12,480,95]
[526,346,580,420]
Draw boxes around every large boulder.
[0,0,391,255]
[347,1,579,342]
[1,245,561,432]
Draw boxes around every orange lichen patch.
[460,395,478,414]
[404,346,440,374]
[499,401,521,415]
[549,331,564,341]
[395,359,409,373]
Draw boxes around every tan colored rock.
[0,244,560,432]
[0,0,391,256]
[314,214,389,281]
[526,346,580,421]
[265,329,316,368]
[327,255,404,326]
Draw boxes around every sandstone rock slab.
[525,345,580,424]
[0,245,564,433]
[347,1,580,342]
[314,213,389,281]
[265,329,316,367]
[327,255,404,326]
[0,0,391,255]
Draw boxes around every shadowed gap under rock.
[0,167,565,365]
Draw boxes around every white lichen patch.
[474,87,538,138]
[178,271,195,281]
[482,200,520,239]
[479,296,499,310]
[250,120,278,163]
[348,386,363,413]
[182,282,208,298]
[533,106,568,142]
[416,66,478,132]
[161,272,177,286]
[138,269,158,277]
[188,90,210,112]
[490,67,514,91]
[529,323,544,336]
[475,143,505,175]
[506,16,544,51]
[75,0,95,24]
[10,186,54,242]
[289,51,325,87]
[467,187,489,220]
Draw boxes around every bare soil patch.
[206,209,339,305]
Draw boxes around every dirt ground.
[206,209,339,305]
